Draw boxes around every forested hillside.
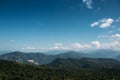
[0,60,120,80]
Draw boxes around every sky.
[0,0,120,52]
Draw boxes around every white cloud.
[91,22,99,27]
[72,43,83,49]
[51,43,69,50]
[100,18,114,28]
[110,41,120,47]
[20,40,120,51]
[91,41,101,48]
[111,34,120,41]
[90,40,120,50]
[98,33,120,42]
[53,43,64,49]
[97,33,120,49]
[72,43,90,49]
[112,33,120,38]
[91,18,114,28]
[101,41,120,49]
[83,44,91,48]
[82,0,93,9]
[22,46,36,50]
[72,40,120,50]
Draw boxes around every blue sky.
[0,0,120,51]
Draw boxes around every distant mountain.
[53,49,120,59]
[0,51,89,65]
[0,51,55,65]
[48,58,120,69]
[44,50,67,55]
[90,49,120,58]
[0,51,11,55]
[115,55,120,61]
[55,51,89,59]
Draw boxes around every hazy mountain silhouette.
[0,50,120,65]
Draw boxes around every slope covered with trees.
[0,59,120,80]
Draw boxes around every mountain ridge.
[0,49,120,65]
[48,58,120,69]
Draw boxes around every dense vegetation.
[0,60,120,80]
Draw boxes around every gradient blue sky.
[0,0,120,51]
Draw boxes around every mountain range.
[0,49,120,65]
[48,58,120,69]
[0,51,55,65]
[0,49,120,79]
[89,49,120,58]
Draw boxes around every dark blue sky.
[0,0,120,51]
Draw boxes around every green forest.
[0,60,120,80]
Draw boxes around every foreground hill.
[48,58,120,69]
[1,60,120,80]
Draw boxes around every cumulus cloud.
[72,40,120,50]
[98,33,120,41]
[41,40,120,51]
[91,18,114,28]
[110,33,120,41]
[72,43,83,49]
[101,41,120,49]
[112,33,120,38]
[90,40,120,50]
[53,43,64,49]
[110,41,120,47]
[91,22,99,27]
[82,0,93,9]
[91,41,101,48]
[72,43,90,49]
[20,40,120,51]
[100,18,114,28]
[97,33,120,49]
